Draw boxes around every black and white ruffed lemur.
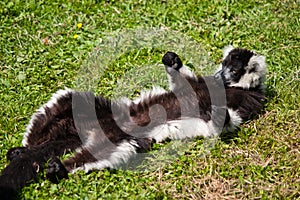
[0,46,266,198]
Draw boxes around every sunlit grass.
[0,0,299,199]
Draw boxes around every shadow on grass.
[220,130,240,144]
[265,85,277,101]
[220,84,275,145]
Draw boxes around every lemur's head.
[214,46,267,90]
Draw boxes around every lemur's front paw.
[6,147,28,161]
[46,157,68,184]
[162,52,183,71]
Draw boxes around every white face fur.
[214,45,267,90]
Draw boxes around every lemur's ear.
[222,45,234,59]
[32,162,40,173]
[248,54,266,73]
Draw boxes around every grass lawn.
[0,0,299,199]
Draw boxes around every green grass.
[0,0,299,199]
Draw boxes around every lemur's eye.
[232,55,239,59]
[231,70,238,75]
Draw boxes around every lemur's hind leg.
[162,52,197,90]
[46,137,152,182]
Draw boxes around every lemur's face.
[215,48,254,85]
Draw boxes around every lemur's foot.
[162,52,183,71]
[6,147,29,161]
[46,157,68,184]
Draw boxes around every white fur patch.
[167,65,197,90]
[71,117,221,173]
[223,109,242,132]
[116,97,132,106]
[22,88,74,146]
[71,140,138,173]
[229,54,267,89]
[223,45,234,59]
[215,64,222,75]
[215,45,234,75]
[178,65,197,79]
[145,118,219,143]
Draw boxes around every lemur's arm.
[162,52,197,91]
[162,51,233,133]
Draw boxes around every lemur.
[0,46,266,198]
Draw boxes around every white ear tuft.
[248,55,267,73]
[231,53,267,89]
[223,45,234,59]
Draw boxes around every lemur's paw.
[162,52,183,70]
[6,147,28,161]
[46,157,68,184]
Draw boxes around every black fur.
[162,51,183,70]
[46,157,68,184]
